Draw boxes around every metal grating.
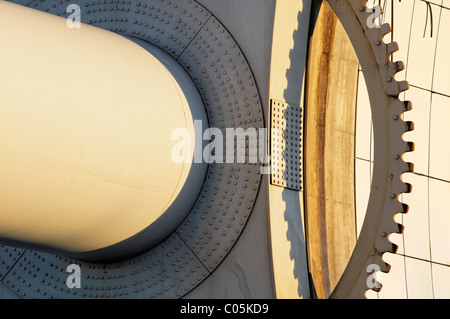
[270,99,303,190]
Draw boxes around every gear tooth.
[394,197,406,212]
[387,79,409,97]
[406,141,415,153]
[398,160,414,176]
[395,61,405,73]
[405,120,414,132]
[391,242,399,253]
[376,233,397,255]
[406,161,414,173]
[398,141,414,161]
[369,286,382,294]
[390,216,405,234]
[398,80,409,93]
[352,1,371,15]
[401,203,409,214]
[396,180,412,197]
[380,23,391,37]
[387,41,399,56]
[384,244,397,255]
[385,68,409,96]
[376,255,391,273]
[410,162,414,172]
[403,100,413,112]
[403,182,413,194]
[394,61,405,74]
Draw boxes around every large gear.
[325,0,414,298]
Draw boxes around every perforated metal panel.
[270,99,303,190]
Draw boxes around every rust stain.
[315,5,338,298]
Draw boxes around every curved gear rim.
[326,0,414,298]
[0,0,264,299]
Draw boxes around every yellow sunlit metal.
[0,2,197,253]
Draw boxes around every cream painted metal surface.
[0,2,202,253]
[266,0,312,299]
